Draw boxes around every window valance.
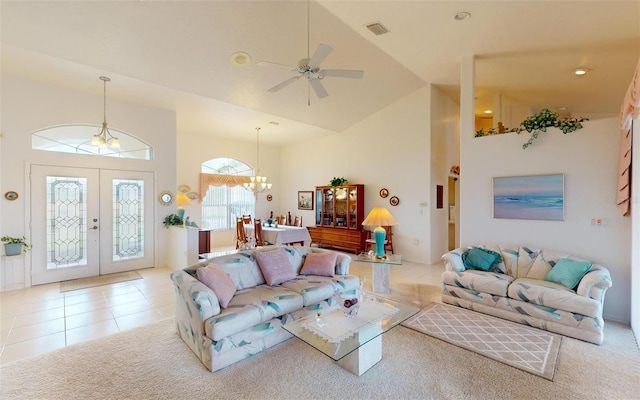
[200,173,250,201]
[617,57,640,217]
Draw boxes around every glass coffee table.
[283,294,419,376]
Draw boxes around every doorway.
[448,176,459,251]
[30,165,154,285]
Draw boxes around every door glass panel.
[46,176,88,270]
[112,179,144,261]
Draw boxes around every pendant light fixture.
[244,127,272,195]
[91,76,120,149]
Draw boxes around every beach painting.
[493,174,564,221]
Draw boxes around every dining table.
[244,224,312,246]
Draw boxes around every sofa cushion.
[498,246,519,276]
[517,246,541,278]
[299,252,337,277]
[508,278,601,318]
[545,258,592,289]
[281,274,360,306]
[196,263,237,308]
[255,248,296,286]
[526,252,553,280]
[204,285,303,340]
[442,270,514,297]
[462,247,500,272]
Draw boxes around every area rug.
[1,318,639,399]
[402,302,562,381]
[60,271,142,292]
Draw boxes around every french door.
[31,165,154,285]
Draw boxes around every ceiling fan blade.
[308,44,333,67]
[258,60,297,71]
[321,69,364,79]
[267,76,302,93]
[309,78,328,98]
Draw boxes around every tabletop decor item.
[1,235,32,256]
[362,207,398,259]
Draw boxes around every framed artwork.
[379,188,389,198]
[493,174,564,221]
[298,191,314,210]
[389,196,400,206]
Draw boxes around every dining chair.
[293,215,302,227]
[365,226,394,254]
[275,215,285,225]
[236,217,249,249]
[254,218,269,246]
[242,214,252,225]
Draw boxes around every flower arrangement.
[163,213,184,228]
[475,108,588,149]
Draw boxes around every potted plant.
[1,236,32,256]
[329,177,348,187]
[163,213,184,228]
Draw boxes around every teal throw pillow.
[544,258,592,289]
[463,247,498,272]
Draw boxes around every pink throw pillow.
[255,248,296,286]
[196,263,237,308]
[299,252,337,277]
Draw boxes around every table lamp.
[362,207,397,259]
[176,193,192,221]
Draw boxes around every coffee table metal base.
[336,334,382,376]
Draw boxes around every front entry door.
[31,165,154,285]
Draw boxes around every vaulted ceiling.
[1,1,638,145]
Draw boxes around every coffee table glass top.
[283,294,419,361]
[354,253,402,265]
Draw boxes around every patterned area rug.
[60,271,142,293]
[402,303,562,381]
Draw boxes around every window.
[32,125,152,160]
[201,158,254,231]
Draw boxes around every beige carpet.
[60,271,142,292]
[1,318,639,400]
[403,303,561,381]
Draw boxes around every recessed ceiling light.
[484,110,492,114]
[230,51,251,66]
[574,68,589,76]
[453,12,471,21]
[558,106,567,111]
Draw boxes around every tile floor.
[0,247,444,365]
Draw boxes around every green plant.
[329,177,348,187]
[1,236,32,252]
[163,213,184,228]
[474,108,588,149]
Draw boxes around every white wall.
[280,86,452,263]
[460,117,632,323]
[176,131,281,248]
[0,74,177,289]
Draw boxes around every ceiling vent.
[365,22,390,36]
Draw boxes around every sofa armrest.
[335,253,352,275]
[576,265,612,303]
[442,248,466,272]
[170,270,221,323]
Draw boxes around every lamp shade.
[361,207,397,227]
[176,193,192,208]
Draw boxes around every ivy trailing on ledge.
[475,108,589,149]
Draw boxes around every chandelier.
[91,76,120,149]
[244,127,272,194]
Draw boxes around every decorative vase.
[4,243,22,256]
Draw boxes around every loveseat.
[441,245,612,344]
[170,245,359,371]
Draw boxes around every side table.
[353,254,402,294]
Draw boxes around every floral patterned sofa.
[441,245,612,344]
[170,246,359,371]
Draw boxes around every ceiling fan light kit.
[259,0,364,103]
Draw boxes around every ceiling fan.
[258,0,364,103]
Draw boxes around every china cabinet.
[307,184,365,253]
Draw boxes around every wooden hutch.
[307,184,366,254]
